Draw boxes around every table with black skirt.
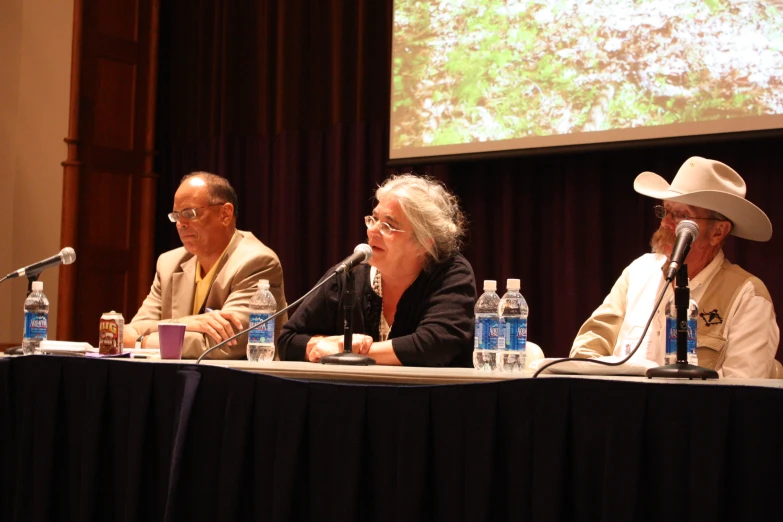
[1,355,781,522]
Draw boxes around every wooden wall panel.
[59,0,158,342]
[83,171,132,249]
[97,0,138,41]
[93,59,137,150]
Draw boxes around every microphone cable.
[196,244,371,363]
[196,271,340,363]
[532,279,669,378]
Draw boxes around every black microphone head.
[354,243,373,263]
[60,247,76,265]
[675,220,699,241]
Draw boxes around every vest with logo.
[695,259,771,370]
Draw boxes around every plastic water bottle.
[247,279,276,362]
[498,278,528,372]
[22,281,49,355]
[473,280,500,371]
[664,293,698,366]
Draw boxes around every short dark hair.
[181,172,239,219]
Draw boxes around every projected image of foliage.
[391,0,783,149]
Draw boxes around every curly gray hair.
[376,174,466,263]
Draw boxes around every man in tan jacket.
[123,172,287,359]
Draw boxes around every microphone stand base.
[320,352,376,366]
[646,362,718,380]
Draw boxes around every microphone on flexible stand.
[0,247,77,297]
[320,244,375,366]
[648,219,716,378]
[1,247,77,283]
[196,244,374,364]
[646,263,718,380]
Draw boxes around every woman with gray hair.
[278,174,477,366]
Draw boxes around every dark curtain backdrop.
[154,0,783,359]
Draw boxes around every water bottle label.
[474,316,499,350]
[248,313,274,344]
[502,317,527,351]
[665,317,697,357]
[24,312,48,340]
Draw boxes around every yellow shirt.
[192,241,232,315]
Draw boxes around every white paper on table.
[529,356,659,376]
[38,340,96,355]
[125,348,161,359]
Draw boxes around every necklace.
[370,266,390,341]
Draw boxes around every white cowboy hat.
[634,156,772,242]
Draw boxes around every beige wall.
[0,0,73,344]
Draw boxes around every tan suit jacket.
[129,230,287,359]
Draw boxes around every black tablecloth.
[1,356,781,522]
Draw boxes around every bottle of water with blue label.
[247,279,276,362]
[498,278,528,372]
[664,292,698,365]
[473,280,500,371]
[22,281,49,355]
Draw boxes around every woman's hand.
[305,334,373,362]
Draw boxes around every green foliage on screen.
[391,0,783,149]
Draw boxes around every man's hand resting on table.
[177,310,244,346]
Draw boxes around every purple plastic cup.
[158,323,186,359]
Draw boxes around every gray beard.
[650,227,675,256]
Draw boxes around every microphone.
[197,244,373,363]
[334,244,372,274]
[3,247,76,281]
[665,220,699,281]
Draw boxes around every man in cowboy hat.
[570,156,779,378]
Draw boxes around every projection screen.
[390,0,783,160]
